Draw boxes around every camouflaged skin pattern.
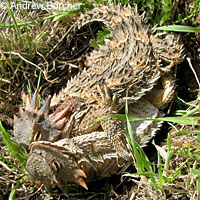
[14,4,185,192]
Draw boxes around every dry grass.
[0,1,84,125]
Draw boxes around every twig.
[187,57,200,89]
[0,78,10,83]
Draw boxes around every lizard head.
[14,90,71,148]
[26,141,88,193]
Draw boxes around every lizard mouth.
[35,180,42,189]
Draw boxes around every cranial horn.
[31,89,38,110]
[25,94,31,111]
[14,114,17,120]
[74,169,87,178]
[75,177,88,190]
[19,107,24,116]
[54,117,66,129]
[39,95,52,114]
[50,105,71,123]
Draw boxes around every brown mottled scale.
[14,4,185,192]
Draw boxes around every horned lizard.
[14,4,185,192]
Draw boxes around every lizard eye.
[50,159,61,172]
[33,131,42,141]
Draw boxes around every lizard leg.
[72,85,117,135]
[96,84,131,166]
[72,84,130,165]
[145,75,176,109]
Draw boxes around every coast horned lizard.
[14,4,185,192]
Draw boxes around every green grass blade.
[37,71,42,90]
[54,8,82,21]
[27,81,32,97]
[155,25,200,32]
[5,0,21,36]
[125,100,153,172]
[0,121,26,170]
[158,152,164,189]
[182,105,200,117]
[164,134,173,170]
[172,130,200,135]
[197,180,200,200]
[0,13,60,29]
[9,183,20,200]
[92,114,199,126]
[132,171,159,178]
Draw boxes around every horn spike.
[25,95,31,111]
[33,119,36,127]
[14,114,17,120]
[39,95,52,114]
[74,169,87,178]
[54,117,66,129]
[73,169,88,190]
[51,105,71,122]
[31,89,38,110]
[19,107,24,116]
[37,113,44,123]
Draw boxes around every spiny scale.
[51,4,160,107]
[51,4,184,108]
